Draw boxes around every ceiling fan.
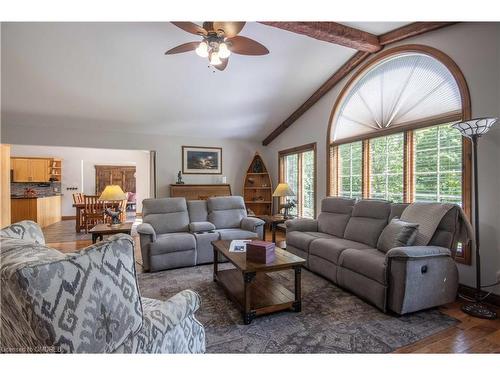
[165,22,269,71]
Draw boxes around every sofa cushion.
[309,237,374,265]
[215,229,258,240]
[389,203,409,222]
[317,197,355,237]
[150,233,196,255]
[286,231,334,251]
[339,248,388,284]
[344,200,391,247]
[207,196,247,229]
[377,218,419,253]
[143,198,190,234]
[187,200,209,222]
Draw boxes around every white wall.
[3,131,261,216]
[261,22,500,295]
[10,145,150,216]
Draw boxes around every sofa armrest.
[189,221,216,233]
[148,289,201,329]
[137,223,156,241]
[386,246,451,259]
[386,246,458,315]
[240,217,265,232]
[285,218,318,232]
[115,290,205,353]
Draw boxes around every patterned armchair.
[0,221,205,353]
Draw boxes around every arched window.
[327,45,471,264]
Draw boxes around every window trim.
[278,142,317,218]
[326,44,472,265]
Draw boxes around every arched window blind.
[332,53,462,141]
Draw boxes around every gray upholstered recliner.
[286,198,461,315]
[138,196,265,272]
[138,197,197,272]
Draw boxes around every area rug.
[137,264,458,353]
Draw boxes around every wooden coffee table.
[89,222,133,243]
[212,240,306,325]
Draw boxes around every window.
[369,133,404,202]
[279,143,316,218]
[327,46,471,264]
[337,142,362,198]
[413,123,462,205]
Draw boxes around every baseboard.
[62,216,76,220]
[458,283,500,307]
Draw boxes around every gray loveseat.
[286,198,460,315]
[137,196,265,272]
[0,221,205,353]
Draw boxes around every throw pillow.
[377,218,419,253]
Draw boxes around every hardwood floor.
[43,220,500,353]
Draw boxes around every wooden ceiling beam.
[261,22,459,146]
[379,22,458,45]
[259,22,381,53]
[262,51,371,146]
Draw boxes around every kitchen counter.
[11,194,62,199]
[11,195,62,227]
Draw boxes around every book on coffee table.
[229,240,252,252]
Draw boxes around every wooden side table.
[257,214,296,243]
[89,222,133,243]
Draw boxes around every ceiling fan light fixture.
[218,42,231,59]
[210,52,222,66]
[195,41,209,57]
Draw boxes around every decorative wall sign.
[182,146,222,174]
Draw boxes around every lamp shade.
[99,185,127,201]
[452,117,498,138]
[272,183,295,197]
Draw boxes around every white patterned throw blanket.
[401,202,474,249]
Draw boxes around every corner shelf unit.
[49,158,62,182]
[243,153,273,216]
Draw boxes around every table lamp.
[452,117,498,320]
[273,183,296,219]
[99,185,127,225]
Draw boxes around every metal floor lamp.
[452,117,498,320]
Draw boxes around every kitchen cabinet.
[11,157,50,182]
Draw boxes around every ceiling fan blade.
[227,36,269,55]
[213,22,246,37]
[171,22,207,35]
[214,58,229,71]
[165,41,200,55]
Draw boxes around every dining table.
[72,201,120,233]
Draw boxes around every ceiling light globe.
[195,41,209,58]
[218,43,231,59]
[210,52,222,66]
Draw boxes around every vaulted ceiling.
[1,22,409,141]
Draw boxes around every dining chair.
[83,195,105,233]
[72,192,84,205]
[119,199,128,223]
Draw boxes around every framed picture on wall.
[182,146,222,174]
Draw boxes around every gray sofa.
[286,198,460,315]
[138,196,265,272]
[0,221,205,353]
